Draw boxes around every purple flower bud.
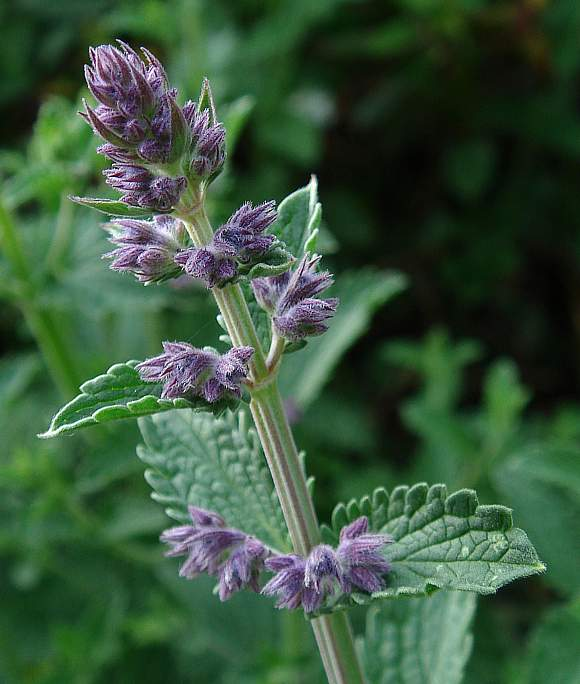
[103,215,186,283]
[252,254,339,342]
[219,537,269,600]
[136,342,254,403]
[83,43,178,151]
[336,517,393,594]
[262,549,339,613]
[183,97,226,179]
[97,143,140,164]
[103,163,186,212]
[263,517,391,613]
[161,506,268,600]
[175,201,278,287]
[174,248,237,289]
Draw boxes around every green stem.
[181,208,366,684]
[0,200,79,397]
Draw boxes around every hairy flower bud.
[83,42,186,161]
[262,517,391,613]
[252,254,338,342]
[103,215,187,283]
[336,517,392,593]
[161,506,268,601]
[183,96,226,180]
[175,201,278,287]
[103,164,186,212]
[136,342,254,403]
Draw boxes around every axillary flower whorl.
[103,215,187,283]
[136,342,254,403]
[175,201,277,288]
[161,506,269,601]
[252,254,339,342]
[262,517,392,613]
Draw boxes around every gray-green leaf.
[40,361,235,438]
[362,590,476,684]
[279,269,407,408]
[270,175,320,257]
[236,241,295,281]
[137,409,289,551]
[322,483,544,600]
[69,196,153,217]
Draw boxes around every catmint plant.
[42,41,545,684]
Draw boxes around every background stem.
[181,209,366,684]
[0,200,79,397]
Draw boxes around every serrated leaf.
[270,176,320,257]
[137,409,289,551]
[69,196,153,217]
[493,443,580,595]
[362,590,476,684]
[322,483,544,602]
[40,361,236,438]
[279,269,407,408]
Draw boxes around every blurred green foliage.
[0,0,579,682]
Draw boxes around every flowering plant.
[41,42,545,683]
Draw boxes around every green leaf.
[521,599,580,684]
[482,359,531,455]
[137,409,289,551]
[236,241,295,281]
[279,269,407,408]
[270,175,321,258]
[197,77,218,126]
[69,196,153,217]
[493,443,580,595]
[362,590,477,684]
[40,361,236,438]
[383,329,483,411]
[322,483,545,601]
[223,95,255,154]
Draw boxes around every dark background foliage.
[0,1,578,682]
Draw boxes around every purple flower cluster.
[161,506,269,601]
[262,517,392,613]
[161,506,391,612]
[82,43,225,212]
[252,254,339,342]
[104,215,186,283]
[182,95,226,180]
[175,201,278,287]
[136,342,253,402]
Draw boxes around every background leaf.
[280,269,407,408]
[493,443,580,595]
[520,598,580,684]
[362,590,476,684]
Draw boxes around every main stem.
[181,207,366,684]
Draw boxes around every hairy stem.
[181,208,366,684]
[0,200,80,397]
